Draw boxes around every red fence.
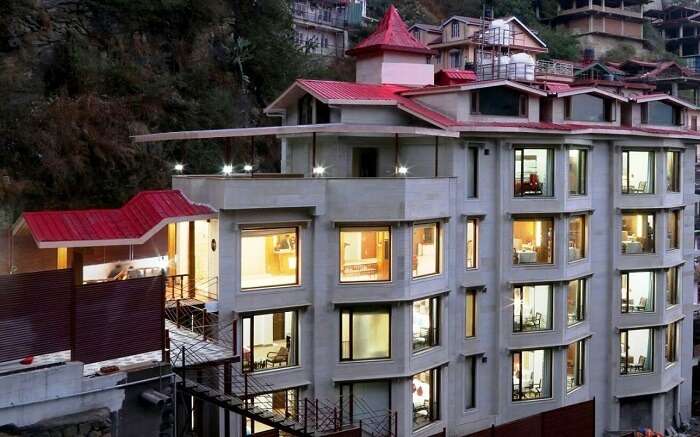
[464,400,595,437]
[0,269,164,365]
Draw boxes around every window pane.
[241,228,299,289]
[514,148,553,197]
[567,279,585,326]
[568,216,586,261]
[513,285,552,332]
[243,311,297,372]
[341,308,390,361]
[246,388,298,434]
[667,210,680,250]
[622,151,654,194]
[667,151,680,192]
[568,149,587,195]
[478,87,524,116]
[666,267,680,307]
[566,340,585,392]
[620,328,653,374]
[665,322,678,363]
[621,271,654,313]
[465,357,476,409]
[341,381,391,434]
[513,219,554,264]
[648,101,675,126]
[413,223,440,278]
[466,219,478,269]
[570,94,605,121]
[621,213,655,254]
[340,227,390,282]
[467,147,479,198]
[512,349,552,401]
[413,368,439,429]
[465,291,477,338]
[413,297,439,351]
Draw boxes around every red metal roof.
[435,69,477,86]
[346,5,434,56]
[20,190,215,248]
[543,82,571,92]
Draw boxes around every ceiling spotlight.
[173,163,184,172]
[312,166,326,176]
[222,164,233,176]
[397,166,409,176]
[243,164,254,173]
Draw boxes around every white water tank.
[498,55,511,79]
[510,52,535,80]
[489,19,511,45]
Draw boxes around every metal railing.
[291,1,348,28]
[474,60,573,81]
[165,274,218,302]
[536,59,574,77]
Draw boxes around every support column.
[672,82,679,97]
[188,221,195,297]
[393,133,400,175]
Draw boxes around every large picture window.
[568,149,587,195]
[513,284,553,332]
[621,271,654,313]
[666,266,680,307]
[622,150,654,194]
[472,87,528,117]
[514,148,553,197]
[621,212,655,254]
[412,222,440,278]
[642,101,682,126]
[566,340,585,392]
[242,311,298,373]
[412,368,440,429]
[567,278,586,326]
[665,322,679,364]
[620,328,654,375]
[340,307,390,361]
[339,227,390,282]
[466,219,478,269]
[568,215,586,262]
[241,228,299,290]
[564,94,615,122]
[245,388,298,435]
[413,297,440,352]
[513,218,554,265]
[667,151,681,192]
[512,349,552,401]
[667,210,680,250]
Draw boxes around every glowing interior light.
[173,163,184,172]
[243,164,254,172]
[397,166,409,175]
[222,164,234,175]
[312,166,326,176]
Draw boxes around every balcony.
[291,1,348,29]
[473,60,573,82]
[558,2,643,20]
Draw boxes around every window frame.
[467,147,479,199]
[620,270,655,314]
[471,89,528,117]
[666,150,681,193]
[513,147,554,197]
[566,340,585,393]
[339,306,392,362]
[665,321,679,364]
[451,21,460,38]
[567,278,586,326]
[412,222,441,279]
[466,218,479,269]
[665,266,680,307]
[568,148,588,196]
[242,310,299,373]
[621,211,656,254]
[464,356,477,410]
[240,226,300,291]
[568,215,587,262]
[511,349,553,402]
[667,209,680,251]
[512,283,554,333]
[338,225,392,284]
[465,289,477,338]
[620,328,654,375]
[412,367,440,430]
[512,217,555,265]
[412,296,441,352]
[621,150,655,195]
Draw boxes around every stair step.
[269,413,286,423]
[227,397,243,407]
[248,406,264,415]
[258,410,274,419]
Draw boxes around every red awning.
[16,190,216,248]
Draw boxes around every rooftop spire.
[346,5,434,57]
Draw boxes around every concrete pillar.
[671,82,679,97]
[651,394,664,432]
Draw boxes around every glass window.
[466,219,478,269]
[566,340,585,392]
[567,278,586,326]
[568,215,586,262]
[568,149,587,195]
[512,349,552,401]
[513,218,554,265]
[241,228,299,290]
[412,368,440,429]
[340,307,390,361]
[665,322,679,364]
[413,297,440,352]
[339,381,391,434]
[467,147,479,198]
[620,328,654,374]
[667,151,681,192]
[666,266,680,307]
[667,210,680,250]
[622,150,654,194]
[339,227,390,282]
[621,213,655,254]
[514,148,554,197]
[513,284,553,332]
[474,87,527,117]
[566,94,613,122]
[242,311,298,372]
[245,389,298,435]
[412,223,440,278]
[621,271,655,313]
[465,357,476,410]
[451,21,460,38]
[643,101,681,126]
[465,290,477,338]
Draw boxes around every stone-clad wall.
[0,408,112,437]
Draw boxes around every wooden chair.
[266,347,289,368]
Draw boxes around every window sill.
[337,280,393,286]
[511,396,554,404]
[566,385,584,395]
[567,320,585,328]
[512,263,555,268]
[620,371,654,377]
[567,257,587,264]
[665,361,678,370]
[411,273,443,282]
[620,252,655,256]
[338,358,392,365]
[241,283,302,292]
[412,345,441,356]
[249,365,300,375]
[512,328,554,335]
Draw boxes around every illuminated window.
[465,290,477,338]
[513,218,554,265]
[667,151,681,192]
[513,284,553,332]
[622,150,654,194]
[666,266,680,307]
[241,228,299,290]
[665,322,679,364]
[412,222,440,278]
[621,271,654,313]
[514,148,554,197]
[245,389,298,434]
[566,340,585,392]
[242,311,298,373]
[620,328,653,375]
[568,215,586,262]
[466,219,478,269]
[413,297,440,352]
[340,307,390,361]
[667,210,680,250]
[567,278,586,326]
[512,349,552,401]
[569,149,587,195]
[621,213,655,254]
[412,368,440,429]
[339,227,390,282]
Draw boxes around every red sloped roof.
[297,79,409,100]
[346,5,434,56]
[543,82,571,92]
[435,69,477,86]
[20,190,216,248]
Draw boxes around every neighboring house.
[551,0,647,56]
[291,0,368,57]
[124,5,700,436]
[646,5,700,69]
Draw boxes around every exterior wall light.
[243,164,254,173]
[397,166,409,176]
[222,164,234,176]
[312,166,326,176]
[173,163,184,172]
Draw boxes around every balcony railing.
[291,2,348,28]
[473,60,573,81]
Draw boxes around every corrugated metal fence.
[0,269,164,364]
